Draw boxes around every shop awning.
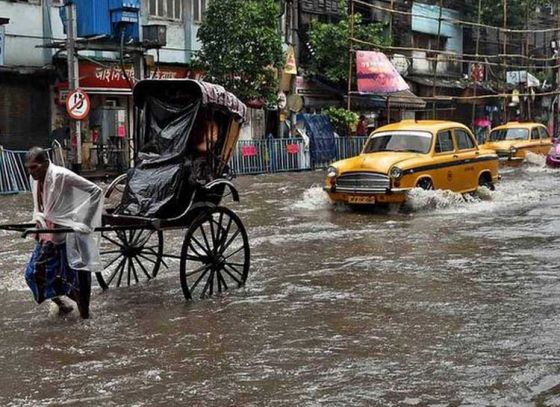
[347,89,426,110]
[407,75,466,90]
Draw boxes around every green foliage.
[195,0,284,104]
[324,107,359,136]
[307,0,389,84]
[469,0,550,29]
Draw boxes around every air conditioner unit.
[142,24,167,48]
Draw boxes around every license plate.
[348,195,376,204]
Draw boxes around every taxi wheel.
[478,174,495,191]
[417,178,434,190]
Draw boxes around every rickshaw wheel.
[180,206,250,301]
[96,229,164,290]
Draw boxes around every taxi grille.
[335,172,390,194]
[495,150,511,158]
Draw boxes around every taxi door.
[538,126,553,154]
[529,127,542,155]
[452,128,479,192]
[431,129,458,190]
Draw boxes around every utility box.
[61,0,139,41]
[62,0,112,38]
[142,24,167,48]
[109,0,140,41]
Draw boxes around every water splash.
[291,186,333,211]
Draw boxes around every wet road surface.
[1,156,560,406]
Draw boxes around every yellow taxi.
[481,121,552,165]
[324,120,499,205]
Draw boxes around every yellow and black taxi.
[324,120,499,205]
[481,121,552,165]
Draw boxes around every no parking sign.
[66,88,91,120]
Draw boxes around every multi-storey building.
[0,0,206,167]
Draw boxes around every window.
[531,128,540,140]
[489,128,528,141]
[193,0,207,23]
[455,129,476,150]
[435,131,454,153]
[538,126,550,139]
[363,131,432,154]
[149,0,182,20]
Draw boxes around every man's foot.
[77,302,89,319]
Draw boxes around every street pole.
[555,8,560,138]
[66,2,81,172]
[346,0,354,111]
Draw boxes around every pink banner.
[286,144,299,154]
[356,51,409,94]
[242,145,257,157]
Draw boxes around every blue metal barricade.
[229,137,367,176]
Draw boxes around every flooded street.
[1,160,560,406]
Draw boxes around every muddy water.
[1,158,560,406]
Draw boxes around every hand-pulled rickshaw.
[1,79,251,301]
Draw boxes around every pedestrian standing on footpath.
[24,147,103,319]
[357,115,369,137]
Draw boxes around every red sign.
[286,144,300,154]
[57,62,200,92]
[241,145,257,157]
[66,88,91,120]
[356,51,409,94]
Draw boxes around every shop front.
[54,61,198,175]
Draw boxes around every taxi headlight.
[510,147,518,154]
[390,166,403,180]
[327,166,338,178]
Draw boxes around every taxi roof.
[373,120,471,135]
[491,121,545,131]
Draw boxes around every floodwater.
[1,155,560,406]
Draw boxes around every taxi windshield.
[363,131,432,154]
[489,128,528,141]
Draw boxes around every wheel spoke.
[198,224,212,254]
[225,262,244,277]
[146,247,166,268]
[217,270,228,292]
[103,253,122,269]
[130,258,139,284]
[101,249,122,255]
[107,256,126,286]
[127,258,132,286]
[115,257,127,287]
[190,267,210,293]
[222,266,242,286]
[138,253,158,265]
[217,217,233,252]
[191,235,211,256]
[102,234,126,248]
[133,256,152,280]
[219,228,241,255]
[201,269,214,298]
[188,241,207,258]
[185,263,211,278]
[209,215,218,252]
[222,246,245,261]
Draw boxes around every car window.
[435,131,454,153]
[363,131,432,154]
[531,128,540,140]
[489,128,528,141]
[538,126,550,139]
[455,129,476,150]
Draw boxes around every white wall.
[1,2,47,66]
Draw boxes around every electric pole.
[66,2,81,172]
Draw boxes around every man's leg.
[76,270,91,319]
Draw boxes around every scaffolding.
[346,0,560,135]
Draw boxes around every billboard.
[356,51,409,94]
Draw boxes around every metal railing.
[0,137,367,194]
[0,145,64,195]
[229,137,368,175]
